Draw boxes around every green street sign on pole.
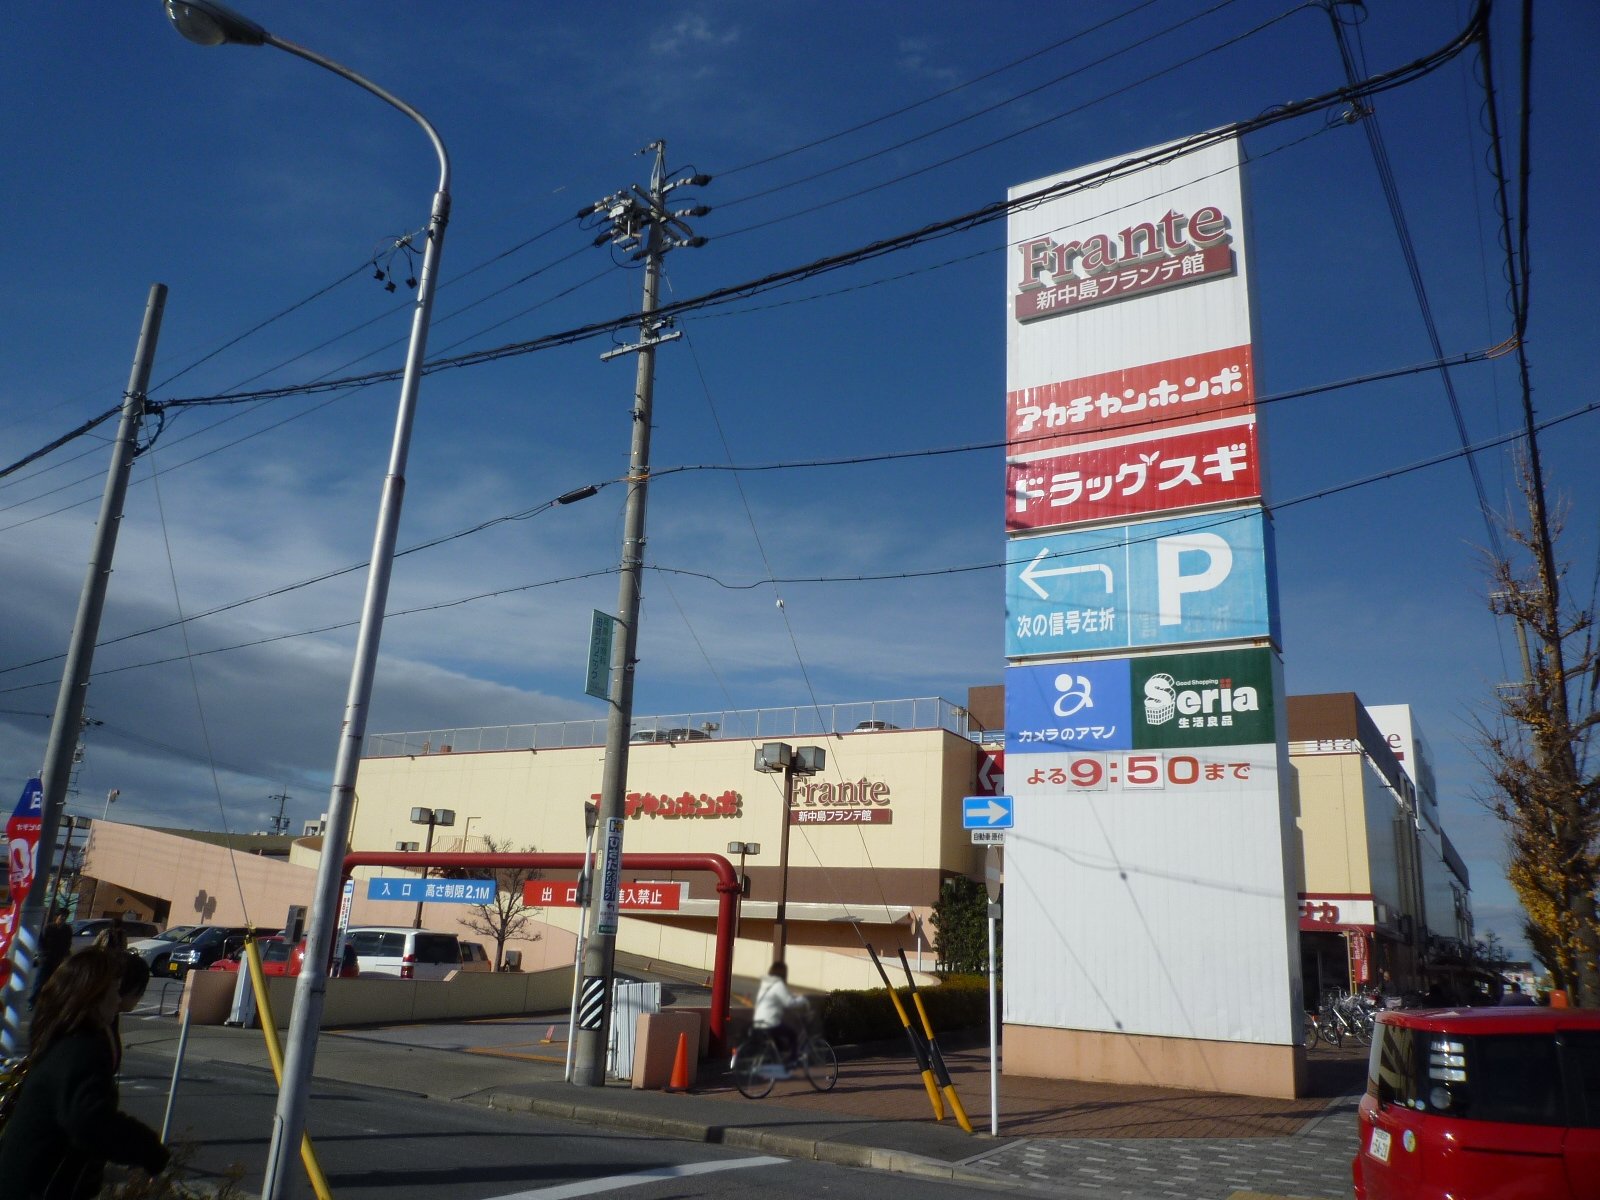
[585,610,616,699]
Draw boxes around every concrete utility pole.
[1,283,167,1053]
[571,142,709,1086]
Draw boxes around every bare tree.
[448,836,544,971]
[1482,462,1600,1005]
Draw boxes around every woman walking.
[0,948,170,1200]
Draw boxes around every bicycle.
[730,1024,838,1099]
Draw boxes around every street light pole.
[753,743,823,962]
[408,807,453,929]
[163,7,451,1199]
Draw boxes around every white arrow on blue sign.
[962,795,1014,829]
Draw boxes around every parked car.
[852,720,899,732]
[132,925,206,974]
[343,926,476,980]
[1353,1005,1600,1200]
[162,925,261,976]
[460,940,492,971]
[69,916,160,950]
[210,936,359,978]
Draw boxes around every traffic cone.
[664,1032,691,1093]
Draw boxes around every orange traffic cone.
[664,1032,691,1093]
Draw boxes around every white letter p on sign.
[1156,533,1232,625]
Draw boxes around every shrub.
[817,976,998,1046]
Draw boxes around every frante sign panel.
[1008,344,1254,456]
[1006,647,1273,753]
[1006,509,1275,657]
[1006,659,1133,752]
[1007,418,1259,532]
[1012,203,1236,322]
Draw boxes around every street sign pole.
[985,844,1002,1137]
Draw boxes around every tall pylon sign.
[1001,136,1304,1098]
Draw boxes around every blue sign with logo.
[1005,508,1276,658]
[1005,660,1133,753]
[366,877,496,905]
[962,795,1014,829]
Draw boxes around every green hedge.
[817,977,998,1046]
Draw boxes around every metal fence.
[365,696,980,758]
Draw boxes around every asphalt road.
[120,1046,985,1200]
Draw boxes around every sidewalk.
[123,1015,1365,1200]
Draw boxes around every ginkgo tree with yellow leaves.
[1482,462,1600,1006]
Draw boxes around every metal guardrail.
[366,697,985,758]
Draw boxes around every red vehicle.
[1355,1005,1600,1200]
[209,936,359,978]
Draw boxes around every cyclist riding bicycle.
[753,960,809,1065]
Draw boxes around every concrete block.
[181,970,236,1024]
[630,1010,701,1090]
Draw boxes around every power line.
[3,353,1577,699]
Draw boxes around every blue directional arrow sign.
[962,794,1014,830]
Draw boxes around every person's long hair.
[30,946,122,1058]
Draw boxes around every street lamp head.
[409,807,433,825]
[794,745,826,776]
[164,0,269,47]
[433,809,456,828]
[755,742,792,773]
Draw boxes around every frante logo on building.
[1013,204,1235,322]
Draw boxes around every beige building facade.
[348,704,992,991]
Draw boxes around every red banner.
[1006,419,1259,532]
[1008,344,1254,452]
[523,880,684,911]
[1348,930,1371,986]
[1,778,43,967]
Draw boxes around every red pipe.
[341,851,739,1053]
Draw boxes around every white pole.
[987,911,999,1136]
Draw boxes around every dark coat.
[0,1028,168,1200]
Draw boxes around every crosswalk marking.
[483,1156,787,1200]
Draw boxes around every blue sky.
[2,1,1594,958]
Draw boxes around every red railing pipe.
[341,851,739,1053]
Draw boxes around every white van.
[343,926,469,980]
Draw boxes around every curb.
[482,1091,1008,1190]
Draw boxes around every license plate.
[1367,1127,1392,1163]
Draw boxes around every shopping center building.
[76,686,1473,1096]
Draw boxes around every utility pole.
[571,142,709,1087]
[267,791,292,836]
[1,283,167,1053]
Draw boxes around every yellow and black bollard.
[897,948,973,1133]
[866,943,944,1120]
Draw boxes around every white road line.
[483,1156,787,1200]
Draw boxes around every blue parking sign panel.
[1005,509,1276,658]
